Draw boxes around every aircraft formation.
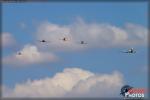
[38,36,88,45]
[15,34,138,98]
[17,36,136,55]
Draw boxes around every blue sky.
[2,2,148,97]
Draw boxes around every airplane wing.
[133,51,136,53]
[121,51,129,53]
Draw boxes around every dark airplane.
[17,52,22,55]
[80,41,87,44]
[38,40,50,43]
[60,37,68,42]
[122,48,136,54]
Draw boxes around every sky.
[1,2,148,98]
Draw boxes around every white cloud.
[35,18,147,51]
[1,86,13,97]
[3,68,124,98]
[2,32,16,47]
[3,44,58,65]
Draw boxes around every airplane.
[80,41,87,44]
[59,33,72,42]
[38,40,50,43]
[59,37,69,42]
[121,48,136,54]
[17,52,22,55]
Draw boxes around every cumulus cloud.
[2,32,16,47]
[36,18,147,51]
[1,86,13,97]
[2,68,124,98]
[3,44,58,65]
